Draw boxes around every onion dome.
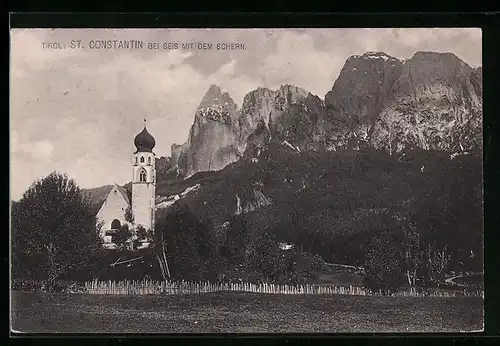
[134,122,156,153]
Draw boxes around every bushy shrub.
[309,254,326,271]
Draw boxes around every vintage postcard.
[10,28,483,333]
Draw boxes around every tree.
[112,224,133,250]
[135,225,152,241]
[132,225,153,250]
[154,203,219,281]
[421,243,451,289]
[245,231,284,282]
[222,214,251,264]
[11,172,103,285]
[124,206,134,224]
[362,230,405,295]
[401,221,422,289]
[153,220,170,280]
[410,153,483,273]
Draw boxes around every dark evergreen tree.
[362,230,405,295]
[244,231,284,282]
[154,203,219,280]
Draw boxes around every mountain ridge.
[170,50,481,177]
[85,50,481,199]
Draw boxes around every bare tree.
[155,229,171,280]
[425,243,451,287]
[401,222,422,289]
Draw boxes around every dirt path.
[445,275,466,286]
[445,273,483,287]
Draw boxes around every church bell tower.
[132,119,156,233]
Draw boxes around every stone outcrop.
[174,85,241,177]
[235,189,272,215]
[369,52,482,153]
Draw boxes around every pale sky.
[10,28,482,200]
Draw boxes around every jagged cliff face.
[173,84,312,177]
[274,92,325,151]
[170,51,482,178]
[236,85,309,151]
[175,85,241,177]
[325,52,405,126]
[171,142,189,168]
[235,188,272,216]
[318,52,404,150]
[242,120,271,161]
[369,52,482,153]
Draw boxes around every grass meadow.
[11,291,483,333]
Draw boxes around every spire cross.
[143,118,147,127]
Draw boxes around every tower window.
[139,169,147,182]
[140,156,145,163]
[148,157,151,164]
[135,157,138,164]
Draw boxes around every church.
[96,122,157,249]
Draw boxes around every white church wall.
[96,186,132,240]
[132,182,155,231]
[132,151,156,232]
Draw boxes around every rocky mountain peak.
[236,84,311,151]
[275,84,309,105]
[176,85,241,178]
[198,84,223,109]
[324,51,404,128]
[240,87,275,113]
[361,51,402,62]
[195,85,238,126]
[278,83,308,94]
[412,51,466,61]
[345,52,405,65]
[197,84,237,112]
[407,51,472,79]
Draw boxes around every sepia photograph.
[10,28,483,333]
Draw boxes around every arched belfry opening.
[139,168,147,182]
[111,219,121,230]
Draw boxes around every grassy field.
[11,291,483,333]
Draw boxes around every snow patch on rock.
[156,184,201,210]
[196,106,232,125]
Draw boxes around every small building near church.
[278,242,294,251]
[96,122,157,249]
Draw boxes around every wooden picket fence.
[83,279,484,298]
